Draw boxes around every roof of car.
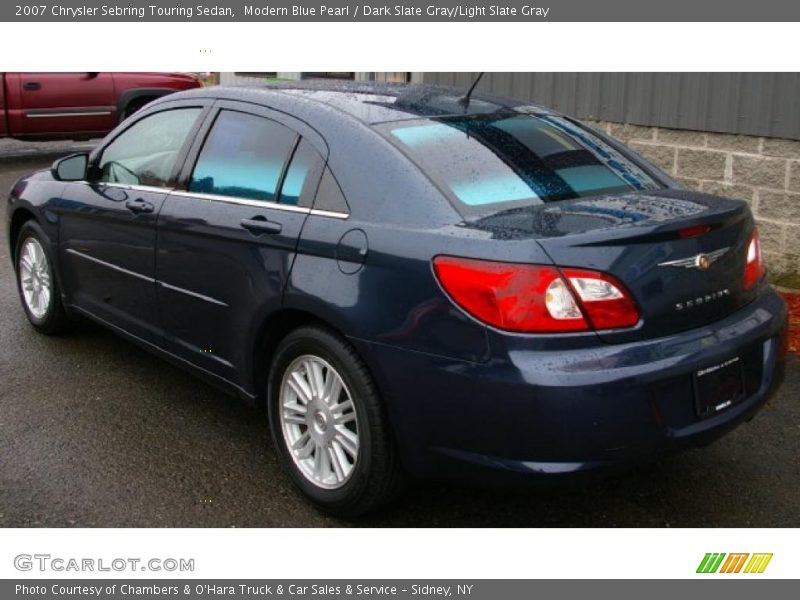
[173,80,559,125]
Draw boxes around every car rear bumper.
[353,288,788,483]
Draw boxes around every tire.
[14,221,74,335]
[119,97,153,123]
[267,325,404,516]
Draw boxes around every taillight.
[561,268,640,330]
[743,228,765,290]
[432,256,640,333]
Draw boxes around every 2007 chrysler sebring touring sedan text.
[6,82,788,515]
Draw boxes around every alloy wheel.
[279,355,360,489]
[19,238,52,320]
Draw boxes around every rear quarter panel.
[285,115,557,363]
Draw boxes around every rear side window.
[280,139,324,207]
[189,110,297,203]
[98,107,201,188]
[313,168,349,214]
[380,114,662,214]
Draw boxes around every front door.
[58,105,204,344]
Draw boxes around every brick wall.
[584,121,800,289]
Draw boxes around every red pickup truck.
[1,72,203,141]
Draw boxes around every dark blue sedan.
[6,82,788,515]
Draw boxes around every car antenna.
[458,72,485,110]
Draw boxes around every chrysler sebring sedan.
[7,82,788,515]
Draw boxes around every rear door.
[156,101,327,384]
[58,102,207,344]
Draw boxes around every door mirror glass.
[51,153,88,182]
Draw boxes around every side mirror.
[51,153,89,182]
[86,72,99,79]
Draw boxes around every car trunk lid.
[463,189,758,342]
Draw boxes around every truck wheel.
[120,97,154,122]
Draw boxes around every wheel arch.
[117,88,178,121]
[249,307,349,407]
[8,206,38,262]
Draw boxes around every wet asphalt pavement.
[0,142,798,527]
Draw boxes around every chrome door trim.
[158,281,228,307]
[26,110,112,119]
[65,248,155,283]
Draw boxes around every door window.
[98,107,201,188]
[280,139,325,207]
[313,168,349,213]
[189,110,297,203]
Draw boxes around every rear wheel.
[15,221,73,335]
[267,326,403,516]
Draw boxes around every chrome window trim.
[309,207,351,220]
[62,182,174,194]
[100,182,174,193]
[62,184,350,220]
[169,190,349,220]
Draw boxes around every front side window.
[189,110,297,203]
[98,108,201,187]
[380,113,663,215]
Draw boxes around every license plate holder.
[694,356,746,417]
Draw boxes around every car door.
[58,102,207,345]
[13,72,116,137]
[156,102,327,386]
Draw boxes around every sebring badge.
[675,288,731,311]
[659,247,730,271]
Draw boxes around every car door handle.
[240,217,282,235]
[22,82,41,91]
[125,198,154,214]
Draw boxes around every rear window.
[380,114,663,213]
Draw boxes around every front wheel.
[15,221,74,335]
[267,326,403,516]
